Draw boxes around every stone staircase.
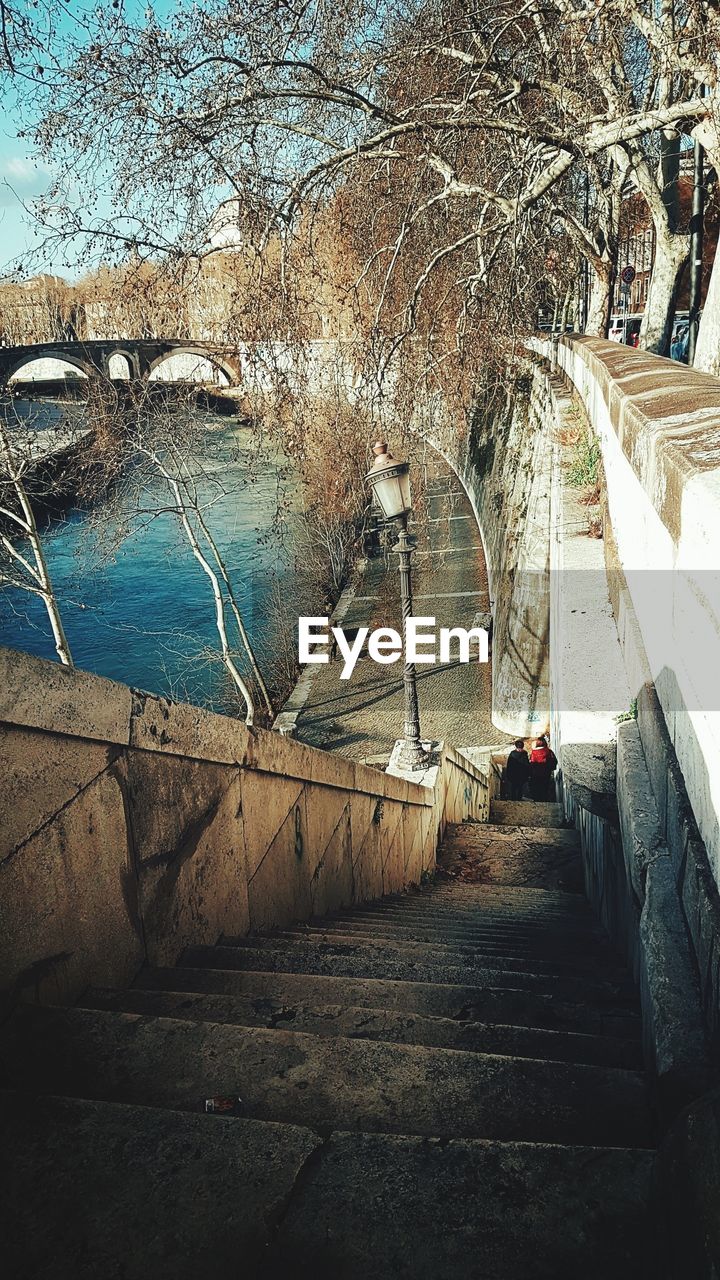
[1,799,661,1278]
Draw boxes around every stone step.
[440,823,584,892]
[220,929,630,983]
[300,917,612,958]
[340,907,597,939]
[279,920,621,968]
[327,901,602,942]
[403,882,595,914]
[1,1005,654,1147]
[267,1131,659,1280]
[449,823,579,847]
[1,1089,319,1280]
[1,1091,658,1280]
[83,987,643,1069]
[136,967,642,1039]
[489,800,566,827]
[189,942,638,1006]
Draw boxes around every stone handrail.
[539,335,720,882]
[0,646,489,1006]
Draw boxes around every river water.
[0,402,306,713]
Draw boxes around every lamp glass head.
[365,441,412,520]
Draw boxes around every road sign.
[621,264,636,285]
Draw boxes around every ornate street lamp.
[365,440,427,770]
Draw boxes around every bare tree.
[10,1,710,365]
[0,412,73,665]
[79,379,278,724]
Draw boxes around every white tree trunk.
[191,503,274,717]
[19,490,75,667]
[173,501,257,725]
[139,447,257,724]
[559,286,571,334]
[691,130,720,373]
[694,243,720,373]
[639,233,688,355]
[586,267,612,337]
[0,425,74,666]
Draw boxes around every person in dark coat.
[505,739,530,800]
[528,736,558,801]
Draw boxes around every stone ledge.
[0,646,132,745]
[129,688,251,763]
[616,721,712,1119]
[560,336,720,548]
[640,856,713,1120]
[0,647,431,808]
[616,721,666,905]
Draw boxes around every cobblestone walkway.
[291,449,497,761]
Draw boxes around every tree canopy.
[7,0,720,366]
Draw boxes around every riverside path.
[283,447,497,761]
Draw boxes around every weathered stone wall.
[416,368,553,738]
[553,336,720,885]
[0,647,488,1007]
[541,334,720,1053]
[535,347,720,1270]
[541,345,718,1129]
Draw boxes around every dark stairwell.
[1,798,661,1279]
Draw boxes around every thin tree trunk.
[694,237,720,374]
[586,265,612,337]
[559,286,571,335]
[639,233,689,355]
[141,448,256,724]
[192,502,274,717]
[692,132,720,373]
[0,425,74,666]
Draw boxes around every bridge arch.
[146,347,238,386]
[105,350,136,380]
[6,351,93,383]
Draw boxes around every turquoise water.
[0,412,301,711]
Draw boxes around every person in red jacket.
[528,736,558,801]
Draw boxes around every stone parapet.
[550,336,720,885]
[541,357,717,1125]
[0,646,488,1007]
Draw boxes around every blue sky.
[0,84,54,276]
[0,0,174,279]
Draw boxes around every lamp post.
[365,440,427,770]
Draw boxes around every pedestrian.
[505,738,530,801]
[528,735,558,801]
[671,325,689,363]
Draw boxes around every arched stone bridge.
[0,339,243,386]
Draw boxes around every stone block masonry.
[537,343,720,1275]
[0,645,489,1006]
[553,336,720,884]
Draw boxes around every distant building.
[613,162,720,316]
[207,199,244,252]
[0,274,81,345]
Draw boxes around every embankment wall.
[0,647,488,1006]
[417,370,553,738]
